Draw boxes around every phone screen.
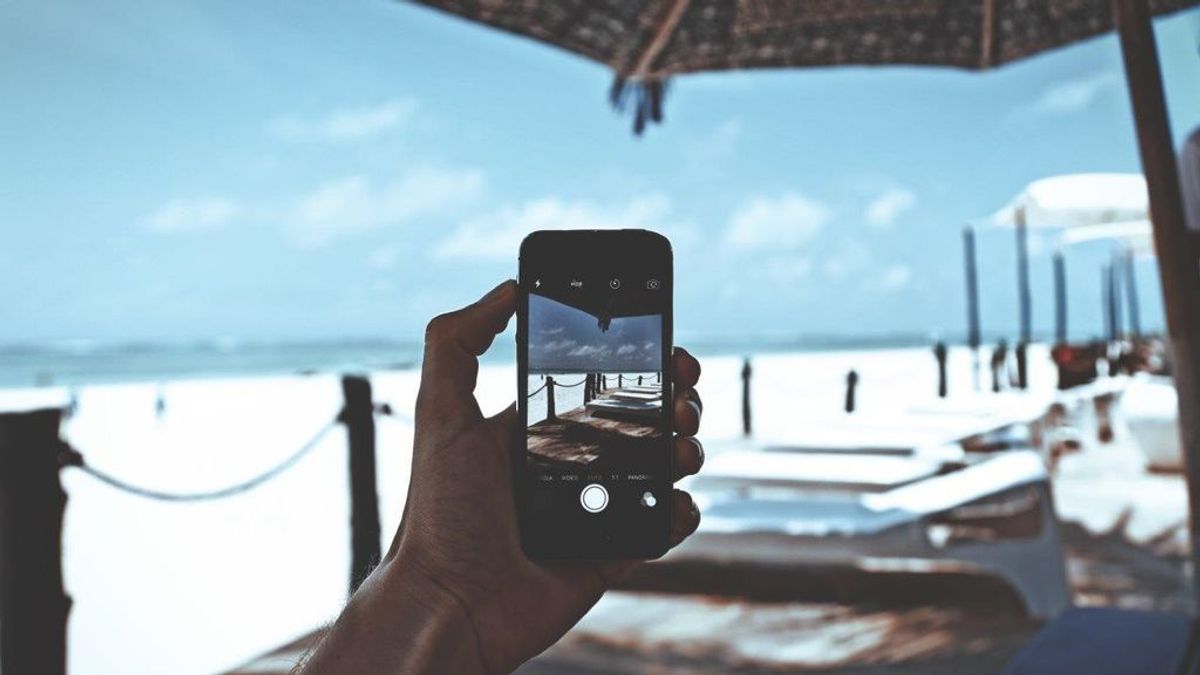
[517,230,672,559]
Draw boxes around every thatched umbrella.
[408,1,1194,130]
[407,0,1200,607]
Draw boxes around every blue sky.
[3,1,1199,345]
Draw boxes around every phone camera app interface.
[525,271,666,532]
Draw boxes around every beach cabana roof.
[532,286,659,331]
[987,173,1149,230]
[1059,220,1154,255]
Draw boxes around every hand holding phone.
[301,276,703,674]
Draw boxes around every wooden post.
[618,374,624,388]
[741,358,752,436]
[1103,262,1120,343]
[1053,250,1068,344]
[1114,0,1200,612]
[341,375,380,595]
[1016,206,1032,390]
[1110,256,1124,339]
[845,370,859,413]
[0,409,70,675]
[545,376,556,420]
[964,225,982,391]
[935,342,948,398]
[638,375,644,386]
[584,373,593,403]
[602,374,607,391]
[1124,248,1142,338]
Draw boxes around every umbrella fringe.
[609,76,669,136]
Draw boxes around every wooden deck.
[527,387,663,470]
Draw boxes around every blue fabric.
[1004,608,1192,675]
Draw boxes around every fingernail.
[686,389,703,414]
[686,400,702,422]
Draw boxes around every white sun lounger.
[585,398,661,421]
[670,443,1070,619]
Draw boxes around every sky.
[529,293,661,373]
[3,1,1200,346]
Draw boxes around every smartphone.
[516,229,673,560]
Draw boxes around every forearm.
[297,559,486,674]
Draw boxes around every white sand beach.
[0,343,1189,674]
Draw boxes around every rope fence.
[58,394,413,502]
[62,417,340,502]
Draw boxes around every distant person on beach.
[297,281,705,674]
[990,340,1008,393]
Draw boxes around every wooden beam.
[1016,206,1032,389]
[630,0,692,78]
[0,409,69,675]
[1113,0,1200,612]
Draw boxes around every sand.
[0,344,1191,674]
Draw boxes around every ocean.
[0,331,960,389]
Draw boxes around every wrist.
[300,558,487,674]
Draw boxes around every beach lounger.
[585,398,661,422]
[1003,607,1198,674]
[605,390,662,402]
[667,444,1070,619]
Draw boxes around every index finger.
[416,280,517,427]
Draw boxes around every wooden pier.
[527,385,663,471]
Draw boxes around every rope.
[527,382,548,398]
[66,418,339,502]
[554,378,588,388]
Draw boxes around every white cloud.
[288,167,484,247]
[616,344,637,355]
[725,193,830,249]
[266,98,417,142]
[568,345,609,358]
[141,197,241,234]
[143,165,482,247]
[864,187,917,228]
[434,193,678,261]
[1025,72,1119,116]
[872,265,913,292]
